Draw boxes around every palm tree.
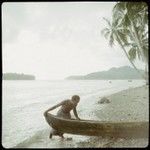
[101,17,145,79]
[112,2,148,83]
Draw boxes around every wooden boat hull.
[44,112,149,138]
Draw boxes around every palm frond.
[101,28,109,35]
[143,46,148,62]
[117,31,128,44]
[122,42,132,47]
[109,33,115,47]
[113,2,126,16]
[103,17,111,27]
[128,48,137,61]
[136,48,142,60]
[104,31,110,39]
[122,14,130,27]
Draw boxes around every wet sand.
[15,85,149,148]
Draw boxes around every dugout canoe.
[44,112,149,138]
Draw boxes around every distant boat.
[128,80,132,82]
[109,81,112,83]
[44,112,148,138]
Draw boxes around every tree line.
[3,73,35,80]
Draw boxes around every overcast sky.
[2,2,145,80]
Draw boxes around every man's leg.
[60,134,64,139]
[49,132,53,139]
[49,128,56,139]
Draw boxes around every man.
[44,95,80,139]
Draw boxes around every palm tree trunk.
[124,4,146,63]
[145,63,149,85]
[116,35,145,79]
[127,19,148,81]
[130,21,146,62]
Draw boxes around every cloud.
[2,2,115,43]
[2,3,28,43]
[2,2,144,79]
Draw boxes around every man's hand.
[43,111,47,117]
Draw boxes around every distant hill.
[3,73,35,80]
[66,66,144,80]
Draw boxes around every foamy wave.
[13,129,49,148]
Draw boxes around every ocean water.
[2,80,145,148]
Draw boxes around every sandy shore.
[81,85,149,148]
[95,85,149,122]
[15,85,149,148]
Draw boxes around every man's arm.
[73,107,80,120]
[43,100,67,116]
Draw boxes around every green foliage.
[3,73,35,80]
[112,2,148,63]
[128,48,136,61]
[102,2,148,80]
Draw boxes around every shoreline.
[13,84,149,148]
[80,85,149,148]
[95,85,149,122]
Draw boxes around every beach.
[80,85,149,148]
[2,80,148,148]
[12,83,148,148]
[3,1,148,149]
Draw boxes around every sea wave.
[3,80,145,148]
[13,129,49,148]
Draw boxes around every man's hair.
[72,95,80,102]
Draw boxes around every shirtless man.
[44,95,80,139]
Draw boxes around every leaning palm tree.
[112,2,148,83]
[127,36,148,83]
[113,2,148,60]
[101,17,145,79]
